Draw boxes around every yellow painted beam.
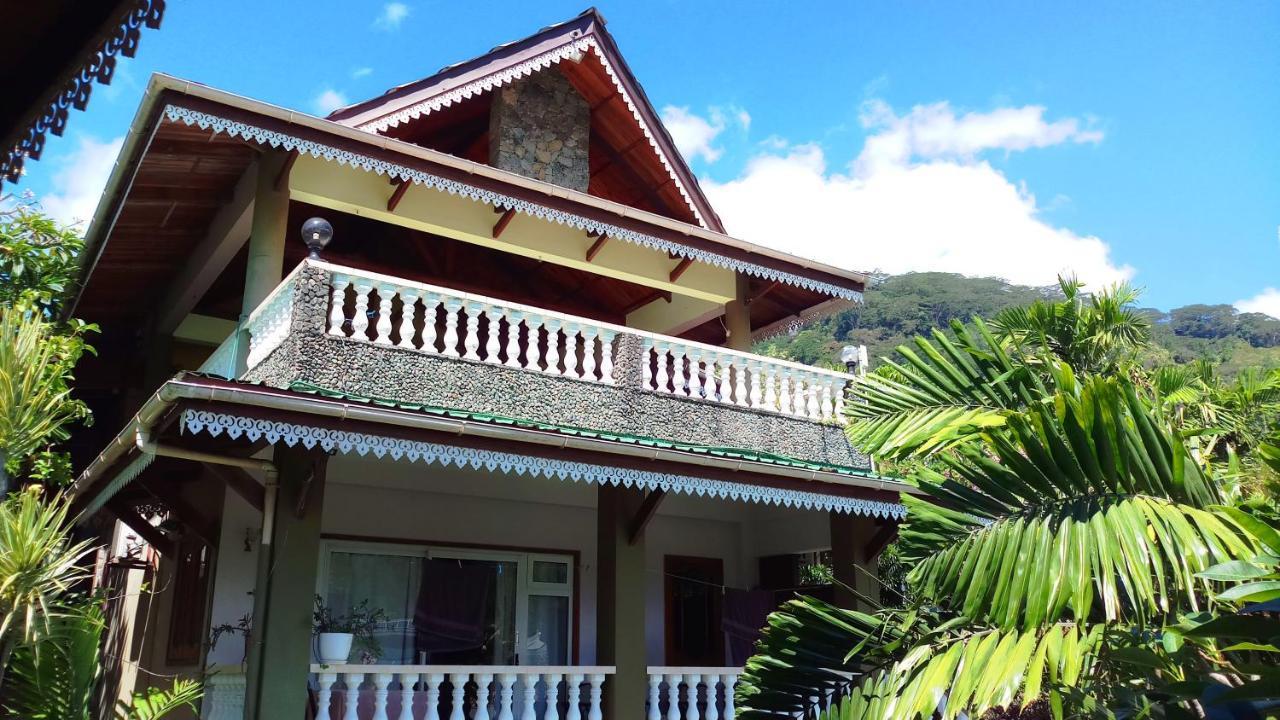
[626,294,723,337]
[289,156,736,303]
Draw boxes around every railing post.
[449,673,469,720]
[587,674,605,720]
[647,674,662,720]
[664,674,683,720]
[426,672,445,720]
[567,674,585,720]
[316,672,338,720]
[372,672,393,720]
[343,673,362,720]
[476,673,494,720]
[398,673,419,720]
[497,673,517,720]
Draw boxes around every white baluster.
[566,674,584,720]
[397,673,419,720]
[476,673,494,720]
[764,368,778,411]
[351,283,373,340]
[686,675,701,720]
[806,374,821,418]
[463,301,483,361]
[642,338,655,389]
[375,285,395,344]
[449,673,468,720]
[599,330,616,384]
[542,673,563,720]
[722,675,737,720]
[671,346,688,396]
[654,342,670,392]
[647,674,662,720]
[704,677,719,720]
[563,323,582,379]
[586,674,605,720]
[420,292,440,353]
[484,307,504,363]
[543,319,562,375]
[520,675,537,720]
[820,381,834,420]
[779,370,793,416]
[504,312,524,368]
[343,673,362,720]
[748,361,763,408]
[835,378,847,418]
[733,360,749,407]
[702,354,721,402]
[328,277,350,336]
[497,674,517,720]
[665,675,683,720]
[424,673,444,720]
[372,672,393,720]
[316,672,338,720]
[442,298,463,357]
[398,290,420,349]
[580,326,599,381]
[525,316,544,372]
[688,348,705,398]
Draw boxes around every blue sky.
[15,1,1280,315]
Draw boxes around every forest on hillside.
[760,272,1280,376]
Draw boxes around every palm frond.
[1,602,104,720]
[117,679,204,720]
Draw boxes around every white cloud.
[1236,288,1280,320]
[662,106,726,163]
[697,101,1131,288]
[39,134,124,229]
[855,100,1104,176]
[374,2,409,30]
[312,88,348,115]
[351,67,374,79]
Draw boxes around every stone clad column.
[244,444,327,720]
[597,485,648,720]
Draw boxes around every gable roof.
[327,8,725,232]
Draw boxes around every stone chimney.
[489,70,590,191]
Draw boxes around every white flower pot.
[316,632,353,664]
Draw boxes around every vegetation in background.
[741,281,1280,720]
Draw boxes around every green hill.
[759,272,1280,376]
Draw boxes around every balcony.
[199,259,867,471]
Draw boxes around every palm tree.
[738,317,1278,720]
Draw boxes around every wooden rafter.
[590,129,677,218]
[669,257,694,283]
[492,207,517,238]
[627,489,666,544]
[387,180,410,212]
[586,233,609,262]
[106,497,175,557]
[139,478,218,547]
[203,463,264,512]
[750,281,781,304]
[620,289,672,316]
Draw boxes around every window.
[320,541,573,665]
[166,537,212,665]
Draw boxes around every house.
[66,9,906,720]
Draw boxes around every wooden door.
[663,555,725,666]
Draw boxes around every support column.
[597,485,648,720]
[829,512,881,610]
[235,151,290,375]
[724,272,752,351]
[244,445,327,720]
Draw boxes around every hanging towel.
[414,559,493,654]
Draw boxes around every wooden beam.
[139,477,218,547]
[864,521,899,561]
[668,257,694,283]
[586,234,609,262]
[386,180,410,212]
[106,497,175,557]
[491,207,517,238]
[155,161,258,333]
[750,280,781,304]
[590,129,678,218]
[273,150,298,191]
[627,489,666,545]
[204,463,265,512]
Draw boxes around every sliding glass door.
[320,540,573,666]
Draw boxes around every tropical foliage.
[740,280,1280,720]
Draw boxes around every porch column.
[596,485,648,720]
[244,445,327,720]
[724,272,753,351]
[829,512,880,610]
[235,151,290,375]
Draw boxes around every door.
[664,555,725,666]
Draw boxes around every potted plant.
[312,596,385,664]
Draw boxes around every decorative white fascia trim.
[163,104,863,302]
[180,409,905,520]
[82,451,155,516]
[354,37,708,229]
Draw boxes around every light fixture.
[301,217,333,259]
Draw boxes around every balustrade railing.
[310,665,612,720]
[647,668,741,720]
[234,260,856,423]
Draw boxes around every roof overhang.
[70,374,909,520]
[69,74,867,320]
